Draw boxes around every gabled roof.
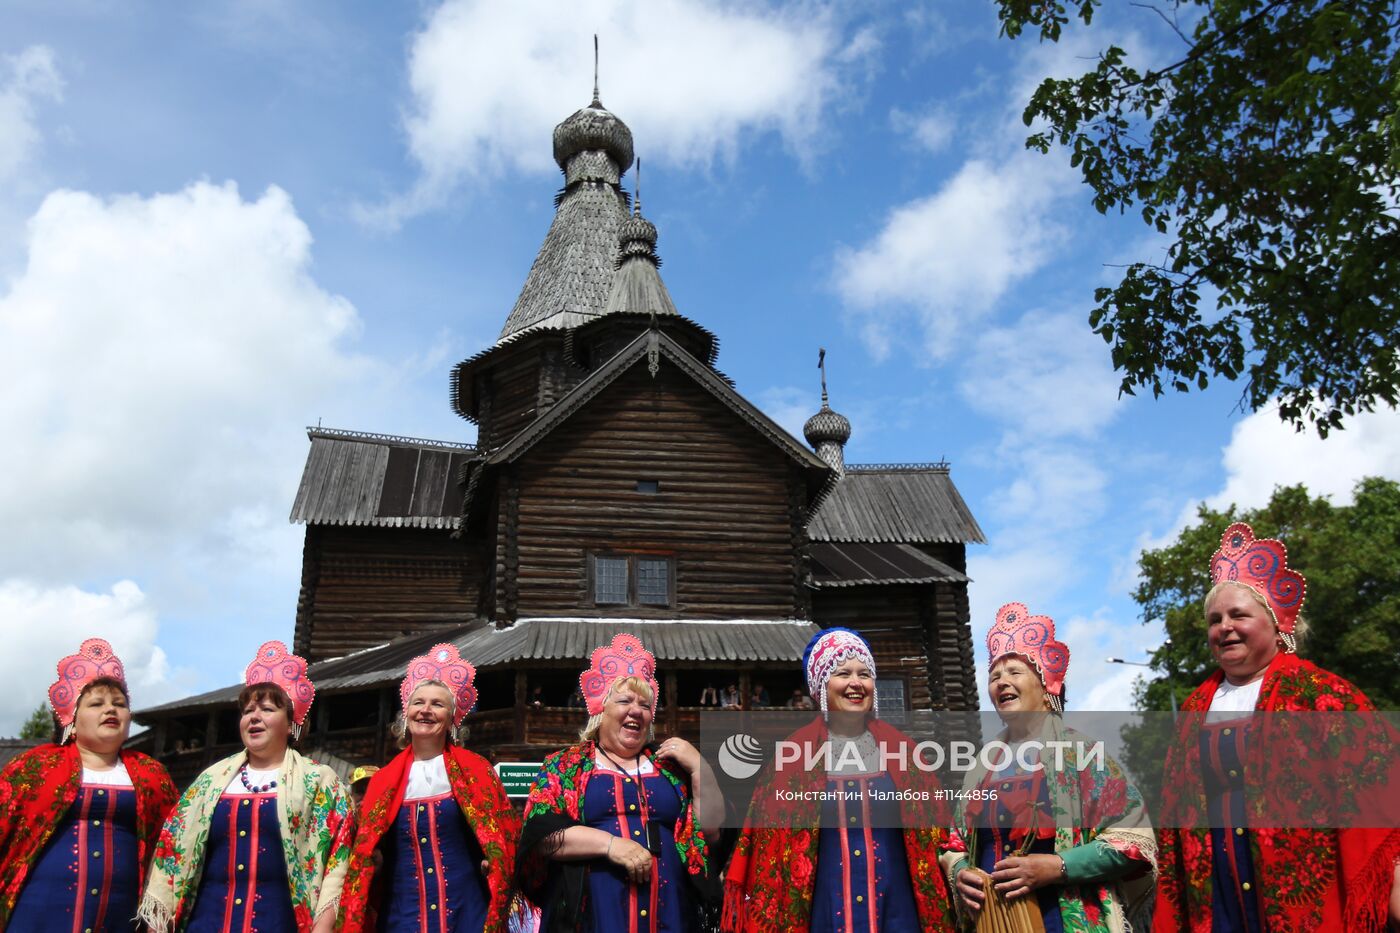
[289,428,475,529]
[486,327,833,476]
[137,617,818,717]
[809,541,967,587]
[807,465,986,544]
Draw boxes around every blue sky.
[2,0,1396,733]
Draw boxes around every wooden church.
[137,88,985,783]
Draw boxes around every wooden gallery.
[136,90,986,786]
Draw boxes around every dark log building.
[137,89,985,786]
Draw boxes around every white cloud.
[890,105,954,153]
[1208,405,1400,511]
[959,309,1122,439]
[0,580,178,734]
[832,155,1072,361]
[0,178,393,728]
[0,180,373,578]
[369,0,853,224]
[0,45,62,183]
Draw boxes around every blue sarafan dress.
[974,762,1065,933]
[809,770,921,933]
[380,758,490,933]
[581,763,692,933]
[8,767,143,933]
[185,768,296,933]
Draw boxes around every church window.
[593,556,629,604]
[590,552,674,608]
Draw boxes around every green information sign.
[495,762,542,798]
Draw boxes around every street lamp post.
[1106,657,1178,718]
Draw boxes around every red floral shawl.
[336,745,521,933]
[721,717,957,932]
[0,743,177,928]
[1155,653,1400,932]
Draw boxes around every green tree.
[18,703,53,741]
[996,0,1400,435]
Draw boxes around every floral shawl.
[336,745,521,933]
[937,715,1156,933]
[138,748,355,932]
[0,743,177,929]
[516,741,710,919]
[1155,652,1400,933]
[721,717,956,933]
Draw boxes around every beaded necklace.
[239,763,278,794]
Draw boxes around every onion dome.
[804,349,851,473]
[553,95,635,174]
[804,403,851,448]
[617,211,659,265]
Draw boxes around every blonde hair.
[392,679,464,748]
[1204,580,1310,650]
[578,675,656,744]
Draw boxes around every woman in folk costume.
[0,638,178,932]
[336,644,521,933]
[516,634,723,933]
[939,604,1155,933]
[139,641,355,933]
[1154,523,1400,932]
[723,627,957,933]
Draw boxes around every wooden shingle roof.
[809,541,968,587]
[137,618,819,717]
[289,428,475,529]
[807,465,986,544]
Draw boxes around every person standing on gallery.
[516,634,722,933]
[1155,523,1400,931]
[139,641,354,933]
[0,638,178,932]
[337,644,521,933]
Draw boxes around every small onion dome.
[553,97,635,172]
[617,212,659,265]
[804,402,852,448]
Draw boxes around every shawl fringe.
[1347,828,1400,932]
[720,878,747,932]
[137,895,174,933]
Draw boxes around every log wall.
[497,362,802,619]
[292,526,486,662]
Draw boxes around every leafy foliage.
[18,702,53,741]
[997,0,1400,435]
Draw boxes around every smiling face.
[596,678,654,758]
[239,687,292,762]
[72,681,131,754]
[404,682,454,748]
[825,659,875,714]
[1206,582,1280,682]
[988,656,1049,716]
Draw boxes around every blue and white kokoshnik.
[802,627,878,717]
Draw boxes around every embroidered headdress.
[1209,521,1306,653]
[987,603,1069,713]
[244,640,315,738]
[49,637,127,742]
[803,627,878,717]
[401,643,478,727]
[580,634,658,716]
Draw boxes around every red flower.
[790,853,814,888]
[1315,694,1344,711]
